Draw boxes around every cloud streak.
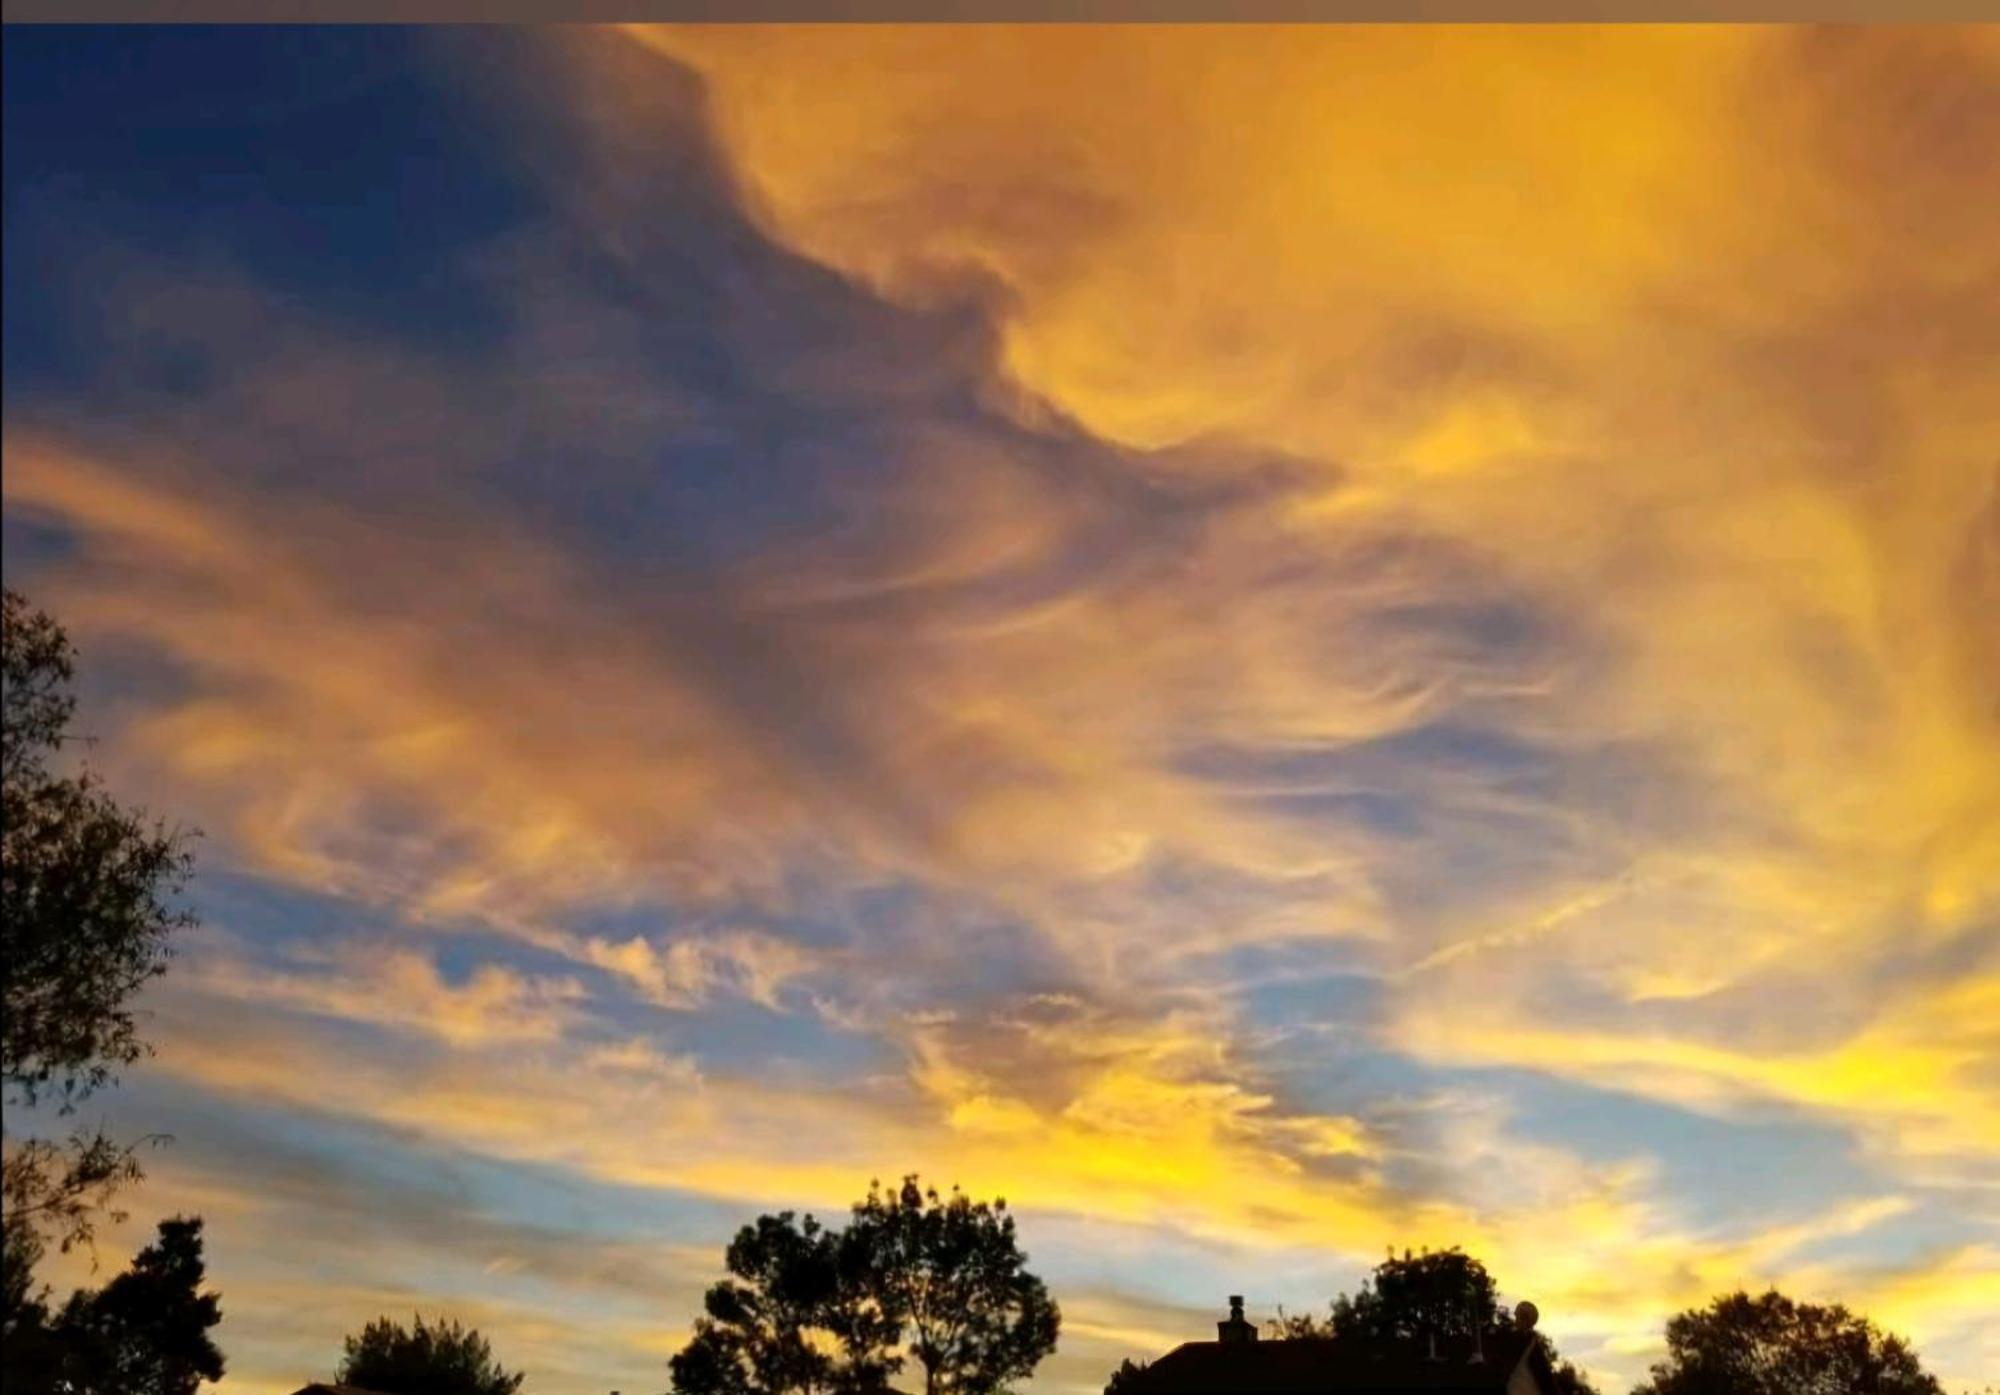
[3,24,1995,1394]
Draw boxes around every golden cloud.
[6,25,1997,1389]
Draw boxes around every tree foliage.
[1329,1247,1504,1343]
[670,1179,1060,1395]
[670,1211,893,1395]
[1103,1358,1148,1395]
[1,1218,65,1395]
[56,1216,224,1395]
[1320,1248,1597,1394]
[2,591,208,1389]
[1263,1307,1332,1340]
[3,587,198,1325]
[338,1313,526,1395]
[3,1132,151,1270]
[3,1216,223,1395]
[2,588,196,1112]
[3,1132,151,1386]
[1629,1290,1942,1395]
[848,1176,1060,1395]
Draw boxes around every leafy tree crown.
[42,1215,225,1395]
[846,1176,1060,1395]
[670,1178,1060,1395]
[670,1210,896,1395]
[338,1313,525,1395]
[1630,1289,1941,1395]
[3,587,197,1111]
[3,591,201,1359]
[1318,1247,1598,1394]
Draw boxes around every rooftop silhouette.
[1111,1298,1561,1395]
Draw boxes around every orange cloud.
[632,15,2000,1153]
[178,934,587,1048]
[6,25,1997,1390]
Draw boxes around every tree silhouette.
[2,590,199,1385]
[4,1132,148,1307]
[1262,1306,1331,1340]
[1630,1290,1941,1395]
[1329,1247,1503,1343]
[1,1235,67,1395]
[1323,1248,1597,1394]
[847,1176,1060,1395]
[32,1216,225,1395]
[670,1211,896,1395]
[1103,1358,1149,1395]
[338,1313,525,1395]
[2,588,196,1113]
[670,1180,1060,1395]
[2,591,201,1383]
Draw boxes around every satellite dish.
[1514,1301,1539,1332]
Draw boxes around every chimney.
[1217,1295,1258,1344]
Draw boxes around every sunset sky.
[3,24,1996,1394]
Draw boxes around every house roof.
[289,1385,395,1395]
[1116,1330,1547,1394]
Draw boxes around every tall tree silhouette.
[2,590,198,1381]
[338,1313,525,1395]
[1630,1290,1941,1395]
[2,589,196,1111]
[847,1176,1059,1395]
[46,1216,224,1395]
[670,1181,1060,1395]
[671,1211,897,1395]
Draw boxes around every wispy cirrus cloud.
[3,24,1996,1394]
[180,935,588,1048]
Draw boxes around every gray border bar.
[7,3,2000,23]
